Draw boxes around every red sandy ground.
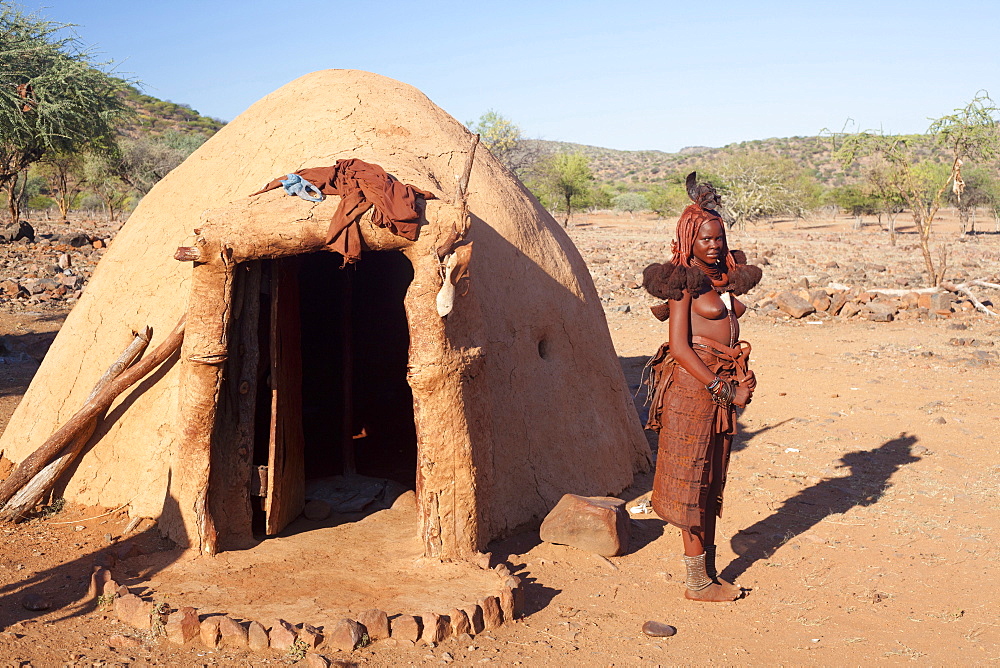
[0,211,998,666]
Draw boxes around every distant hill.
[522,134,946,188]
[120,86,225,138]
[115,91,955,195]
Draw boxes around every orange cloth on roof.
[251,159,436,264]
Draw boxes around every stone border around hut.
[85,558,524,663]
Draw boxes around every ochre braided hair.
[670,193,738,276]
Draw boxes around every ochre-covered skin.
[0,70,649,557]
[643,177,762,601]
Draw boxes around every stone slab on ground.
[269,619,298,651]
[865,302,897,322]
[219,616,248,649]
[448,607,471,636]
[478,596,503,630]
[419,612,449,645]
[199,615,222,648]
[299,623,322,649]
[539,493,631,557]
[114,593,150,630]
[459,604,484,634]
[775,291,816,318]
[247,620,269,650]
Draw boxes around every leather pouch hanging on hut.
[436,242,473,317]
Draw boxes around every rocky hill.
[120,86,226,138]
[524,134,945,187]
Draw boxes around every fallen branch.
[0,317,186,511]
[0,328,152,522]
[866,287,939,296]
[941,281,999,317]
[46,497,136,525]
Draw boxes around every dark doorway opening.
[251,251,417,536]
[298,251,417,484]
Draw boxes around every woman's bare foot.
[684,582,742,602]
[713,576,742,600]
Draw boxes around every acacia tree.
[468,110,520,161]
[531,152,593,226]
[466,110,540,177]
[589,183,615,211]
[945,165,997,235]
[117,131,208,194]
[38,149,86,221]
[837,93,1000,285]
[830,184,878,230]
[964,167,1000,233]
[0,5,129,223]
[644,182,689,218]
[611,191,648,218]
[84,150,134,222]
[979,174,1000,232]
[862,158,906,244]
[0,169,28,220]
[712,152,808,229]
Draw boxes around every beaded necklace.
[690,256,727,285]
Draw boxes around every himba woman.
[642,172,762,602]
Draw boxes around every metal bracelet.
[710,380,733,408]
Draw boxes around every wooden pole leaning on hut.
[0,317,186,514]
[0,327,153,522]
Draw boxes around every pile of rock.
[0,234,107,307]
[755,283,971,322]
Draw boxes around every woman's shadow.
[721,432,921,582]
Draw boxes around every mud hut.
[0,70,650,560]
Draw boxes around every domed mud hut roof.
[0,70,650,560]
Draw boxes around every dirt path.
[0,213,998,666]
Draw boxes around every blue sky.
[20,0,1000,152]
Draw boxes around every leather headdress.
[685,171,722,212]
